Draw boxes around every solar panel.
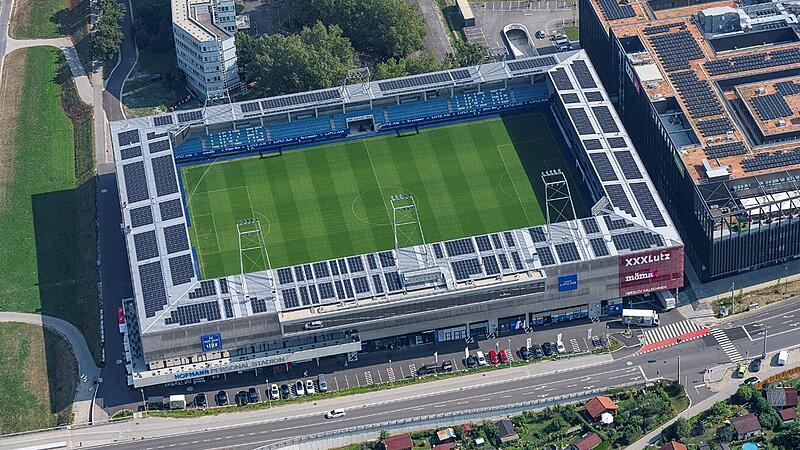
[188,280,216,299]
[777,81,800,96]
[568,108,595,135]
[529,227,547,242]
[282,289,300,309]
[313,262,329,278]
[450,68,471,80]
[223,298,233,318]
[147,131,168,140]
[555,242,581,262]
[299,286,311,306]
[705,142,746,159]
[605,184,637,216]
[607,137,626,148]
[118,130,140,146]
[129,206,153,228]
[151,155,179,196]
[353,276,370,294]
[613,151,643,179]
[163,224,190,254]
[318,282,335,299]
[133,231,159,261]
[507,56,557,72]
[123,161,149,203]
[611,230,664,252]
[504,231,516,247]
[562,93,580,104]
[498,253,510,270]
[482,256,500,276]
[551,68,574,91]
[177,110,203,123]
[304,264,313,280]
[366,254,378,270]
[347,256,364,273]
[219,278,228,294]
[491,234,502,249]
[669,71,721,118]
[153,115,173,127]
[240,102,261,113]
[696,117,733,137]
[433,243,444,259]
[585,91,604,102]
[277,268,293,284]
[751,94,792,120]
[294,266,305,281]
[336,259,348,274]
[308,286,319,304]
[630,183,668,227]
[140,261,168,317]
[159,199,183,221]
[537,246,556,265]
[598,0,634,20]
[475,235,492,252]
[379,251,396,267]
[164,301,220,330]
[333,280,345,300]
[510,251,524,270]
[706,47,800,76]
[378,72,451,92]
[372,274,384,294]
[581,217,600,234]
[571,60,597,89]
[603,214,633,230]
[583,139,603,150]
[648,31,704,72]
[148,140,170,153]
[591,106,619,133]
[261,89,341,109]
[590,153,619,182]
[343,279,354,298]
[643,22,683,35]
[252,297,270,313]
[741,148,800,172]
[452,258,483,280]
[590,238,610,257]
[120,146,141,160]
[445,238,475,257]
[167,254,194,286]
[385,272,403,291]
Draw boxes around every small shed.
[779,407,797,423]
[382,433,413,450]
[730,413,762,440]
[568,432,603,450]
[584,396,618,420]
[497,419,519,443]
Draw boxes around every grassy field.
[183,113,586,277]
[0,47,99,362]
[0,323,78,433]
[10,0,71,39]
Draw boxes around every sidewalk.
[628,347,800,449]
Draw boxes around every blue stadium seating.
[450,89,512,112]
[174,137,203,158]
[512,84,549,103]
[386,98,448,122]
[206,126,268,151]
[269,117,332,141]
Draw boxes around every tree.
[673,417,692,441]
[379,429,389,440]
[446,40,486,68]
[236,22,355,96]
[132,0,173,53]
[759,410,781,431]
[735,384,756,404]
[545,417,567,434]
[715,424,734,443]
[93,0,126,60]
[374,54,444,80]
[482,421,498,439]
[620,424,643,446]
[774,422,800,449]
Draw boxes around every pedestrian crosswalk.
[711,328,744,363]
[641,320,706,345]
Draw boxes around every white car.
[269,384,280,400]
[476,351,488,366]
[294,380,305,396]
[556,341,566,354]
[325,408,346,419]
[305,379,316,395]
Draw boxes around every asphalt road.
[103,0,136,122]
[6,298,800,450]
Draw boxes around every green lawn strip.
[565,26,579,42]
[121,47,188,117]
[0,47,99,362]
[0,323,78,434]
[185,113,572,277]
[10,0,70,39]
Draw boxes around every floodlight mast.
[390,194,432,266]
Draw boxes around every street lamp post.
[730,282,736,314]
[266,378,272,408]
[140,388,147,415]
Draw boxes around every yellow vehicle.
[736,363,747,378]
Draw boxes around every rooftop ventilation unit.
[756,87,767,94]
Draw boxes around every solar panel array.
[585,91,604,102]
[529,227,547,242]
[777,81,800,96]
[706,48,800,76]
[613,151,643,179]
[554,242,581,262]
[669,71,721,118]
[159,199,183,221]
[240,102,261,113]
[153,115,173,127]
[591,106,620,133]
[133,231,158,261]
[696,117,733,136]
[378,72,451,92]
[571,60,597,89]
[507,56,557,72]
[451,68,471,80]
[187,280,216,299]
[649,31,704,72]
[551,68,574,91]
[568,108,596,135]
[583,139,603,150]
[123,162,149,203]
[590,238,610,256]
[751,94,793,120]
[252,297,270,313]
[130,206,153,228]
[597,0,634,20]
[164,301,222,326]
[611,230,664,251]
[120,146,142,160]
[742,148,800,172]
[139,261,168,317]
[118,130,140,146]
[148,140,170,154]
[562,93,580,104]
[604,214,634,230]
[607,137,626,148]
[705,142,746,159]
[605,184,636,216]
[582,217,600,234]
[151,155,179,196]
[177,110,203,123]
[445,238,475,257]
[590,153,619,181]
[643,22,683,35]
[630,182,668,226]
[451,258,483,281]
[163,224,189,254]
[168,254,194,286]
[537,246,556,265]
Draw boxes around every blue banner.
[201,333,222,352]
[558,274,578,292]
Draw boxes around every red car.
[488,350,499,364]
[499,349,510,364]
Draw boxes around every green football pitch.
[182,112,587,278]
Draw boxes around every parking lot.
[469,0,576,50]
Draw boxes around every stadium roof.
[111,51,681,336]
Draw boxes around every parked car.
[325,408,346,419]
[778,349,789,366]
[519,346,530,360]
[750,358,763,372]
[465,355,478,368]
[476,351,488,366]
[215,390,228,406]
[305,379,316,395]
[440,360,454,372]
[744,376,761,385]
[556,341,566,354]
[531,345,544,359]
[499,349,510,364]
[488,350,499,364]
[535,30,546,39]
[194,393,207,408]
[269,384,280,400]
[736,363,747,378]
[280,384,291,399]
[542,342,556,356]
[295,380,305,396]
[248,387,260,403]
[418,364,439,376]
[235,391,249,406]
[318,374,328,393]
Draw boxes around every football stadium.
[110,50,684,387]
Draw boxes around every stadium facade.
[110,50,684,387]
[172,0,240,99]
[580,0,800,281]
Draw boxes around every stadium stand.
[386,98,449,121]
[268,117,332,141]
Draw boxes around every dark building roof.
[497,419,519,439]
[731,413,762,435]
[767,387,788,407]
[779,407,797,422]
[786,387,797,407]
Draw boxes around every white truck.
[168,394,187,410]
[656,290,676,311]
[778,350,789,366]
[622,309,660,327]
